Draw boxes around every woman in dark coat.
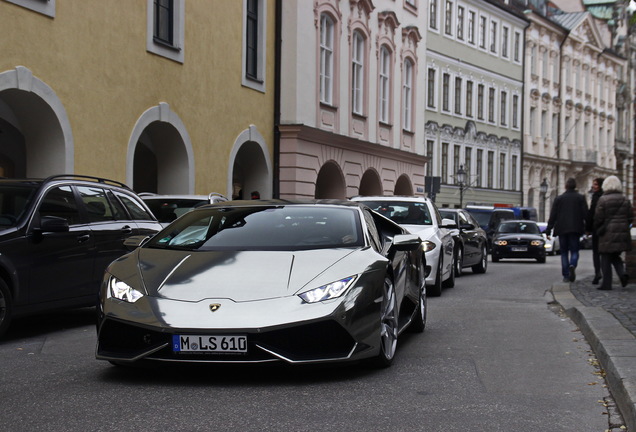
[594,175,634,290]
[586,178,604,284]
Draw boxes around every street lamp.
[456,165,467,208]
[539,178,549,222]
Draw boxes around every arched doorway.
[0,67,73,177]
[359,169,382,196]
[128,103,193,194]
[228,125,272,200]
[315,161,345,199]
[394,174,413,196]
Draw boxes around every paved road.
[0,252,621,431]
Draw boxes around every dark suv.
[0,175,163,337]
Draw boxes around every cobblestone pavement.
[570,275,636,337]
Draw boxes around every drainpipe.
[273,0,282,199]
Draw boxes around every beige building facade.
[0,0,276,199]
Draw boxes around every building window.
[511,155,517,190]
[442,143,449,183]
[487,151,494,188]
[477,84,484,120]
[445,1,453,36]
[513,31,521,62]
[403,59,414,131]
[501,26,509,58]
[442,73,450,112]
[147,0,184,63]
[512,94,519,128]
[379,46,391,123]
[465,147,472,177]
[466,81,473,117]
[242,0,267,91]
[500,91,507,126]
[479,16,487,49]
[320,14,334,105]
[426,141,434,176]
[467,11,476,44]
[489,20,497,53]
[476,149,483,187]
[352,31,365,115]
[488,87,495,123]
[454,77,462,115]
[457,6,464,40]
[542,49,549,80]
[429,0,438,30]
[499,153,506,189]
[427,68,437,108]
[453,145,461,184]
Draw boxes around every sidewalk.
[551,275,636,431]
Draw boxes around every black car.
[0,175,163,337]
[439,208,488,276]
[491,220,546,263]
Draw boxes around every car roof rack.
[43,174,131,190]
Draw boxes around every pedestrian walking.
[594,175,633,291]
[546,177,588,282]
[586,177,604,284]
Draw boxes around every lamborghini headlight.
[108,276,144,303]
[422,240,436,252]
[299,276,356,303]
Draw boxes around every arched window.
[352,31,365,115]
[379,46,391,123]
[403,59,414,131]
[320,14,334,104]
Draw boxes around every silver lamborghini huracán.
[96,200,427,367]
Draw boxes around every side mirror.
[440,218,457,229]
[39,216,69,233]
[391,234,422,251]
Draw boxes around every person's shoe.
[562,277,570,283]
[568,265,576,282]
[592,275,601,284]
[620,274,629,287]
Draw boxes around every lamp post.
[539,178,548,222]
[456,165,467,208]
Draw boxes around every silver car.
[140,192,228,227]
[96,200,426,367]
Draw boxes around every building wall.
[0,0,275,197]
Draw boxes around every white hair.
[602,175,623,193]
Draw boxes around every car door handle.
[77,234,91,243]
[121,225,133,234]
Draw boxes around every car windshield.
[497,222,540,235]
[146,205,364,251]
[143,198,209,223]
[360,201,433,226]
[0,184,38,227]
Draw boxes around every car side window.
[362,209,382,252]
[39,186,82,226]
[459,212,470,226]
[114,192,155,221]
[105,190,130,220]
[77,187,115,223]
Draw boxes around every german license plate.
[172,335,248,353]
[511,246,527,252]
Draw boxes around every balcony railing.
[567,149,597,164]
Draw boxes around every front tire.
[429,259,443,297]
[454,247,463,277]
[472,244,488,274]
[410,278,427,333]
[442,253,455,288]
[375,275,398,367]
[0,278,13,338]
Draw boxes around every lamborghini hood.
[127,248,358,302]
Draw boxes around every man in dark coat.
[585,178,604,284]
[594,175,633,290]
[546,178,588,282]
